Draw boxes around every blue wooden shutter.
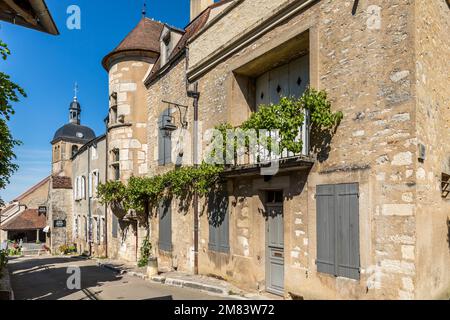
[336,183,360,280]
[159,199,172,251]
[316,185,336,276]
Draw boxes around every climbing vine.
[98,88,341,214]
[98,163,224,213]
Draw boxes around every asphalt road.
[8,255,234,300]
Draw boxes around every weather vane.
[74,82,78,99]
[142,0,147,18]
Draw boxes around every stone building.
[72,135,107,257]
[0,177,50,244]
[46,95,96,252]
[141,0,450,300]
[5,0,449,300]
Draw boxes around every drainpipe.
[188,83,200,275]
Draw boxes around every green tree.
[0,40,26,206]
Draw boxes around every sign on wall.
[38,206,47,214]
[54,220,66,228]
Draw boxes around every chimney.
[190,0,214,21]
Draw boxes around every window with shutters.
[316,183,360,280]
[158,109,172,166]
[208,186,230,253]
[101,217,105,244]
[158,199,172,252]
[112,213,118,238]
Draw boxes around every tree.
[0,40,26,206]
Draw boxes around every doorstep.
[96,258,275,300]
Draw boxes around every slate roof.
[0,209,46,231]
[102,17,165,70]
[144,8,211,85]
[52,123,96,145]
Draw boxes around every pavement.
[7,255,238,300]
[96,258,278,300]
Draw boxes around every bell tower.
[69,83,81,125]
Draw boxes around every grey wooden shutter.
[316,183,360,280]
[164,132,171,164]
[208,187,230,253]
[159,199,172,251]
[316,185,336,276]
[336,183,360,280]
[158,109,172,165]
[158,113,165,166]
[112,214,118,238]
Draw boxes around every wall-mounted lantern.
[161,100,189,131]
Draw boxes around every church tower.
[51,89,95,177]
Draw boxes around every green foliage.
[98,163,224,213]
[0,40,26,206]
[239,88,342,154]
[0,249,7,278]
[97,89,340,215]
[7,247,21,256]
[138,238,152,268]
[59,244,77,255]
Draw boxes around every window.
[93,217,98,244]
[91,146,98,160]
[101,217,105,244]
[90,170,99,198]
[208,186,230,253]
[74,176,85,201]
[110,105,118,124]
[158,109,172,166]
[84,216,88,242]
[72,145,79,157]
[81,176,86,200]
[316,183,360,280]
[74,215,79,239]
[112,214,118,238]
[111,149,120,180]
[158,199,172,252]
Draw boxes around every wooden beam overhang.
[0,0,59,35]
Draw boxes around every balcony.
[215,123,314,178]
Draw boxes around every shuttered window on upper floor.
[208,186,230,253]
[158,109,172,166]
[316,183,360,280]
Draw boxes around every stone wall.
[414,0,450,300]
[146,57,196,272]
[72,138,107,257]
[47,186,73,253]
[142,0,449,299]
[107,58,155,262]
[185,0,430,299]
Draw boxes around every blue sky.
[0,0,191,202]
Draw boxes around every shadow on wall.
[447,217,450,252]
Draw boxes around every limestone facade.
[144,0,450,299]
[72,136,107,257]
